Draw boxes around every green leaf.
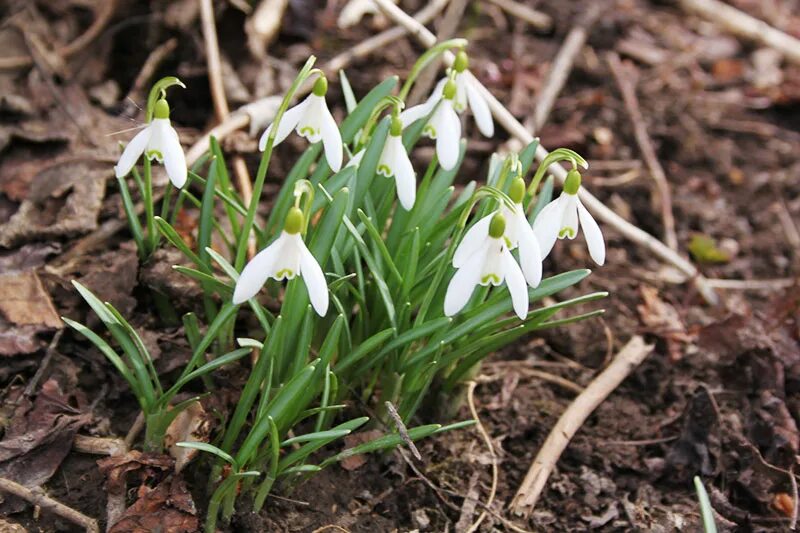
[339,70,357,113]
[319,424,443,468]
[340,76,398,143]
[154,217,210,273]
[176,442,237,468]
[278,417,368,473]
[172,266,233,295]
[115,177,146,260]
[689,234,730,264]
[694,476,718,533]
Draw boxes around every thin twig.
[508,336,653,516]
[0,0,116,70]
[124,38,178,113]
[371,0,719,305]
[465,381,497,533]
[22,330,63,399]
[0,477,100,533]
[607,52,678,251]
[200,0,255,258]
[533,3,601,132]
[704,277,798,290]
[124,411,145,449]
[485,0,552,31]
[679,0,800,64]
[325,0,450,76]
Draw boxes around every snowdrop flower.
[445,212,529,320]
[401,51,493,140]
[259,76,343,172]
[533,170,605,266]
[233,207,329,316]
[500,177,542,287]
[377,116,416,210]
[400,79,461,171]
[114,99,187,188]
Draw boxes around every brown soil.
[1,0,799,531]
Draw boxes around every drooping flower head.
[259,75,343,172]
[114,98,187,188]
[233,207,329,316]
[400,79,462,171]
[501,176,542,287]
[533,169,605,266]
[377,116,416,210]
[445,212,529,320]
[400,51,493,153]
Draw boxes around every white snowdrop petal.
[233,235,285,304]
[453,76,469,112]
[400,98,437,126]
[114,126,152,178]
[465,78,494,137]
[453,213,493,268]
[560,194,579,240]
[160,122,187,188]
[444,244,487,317]
[346,148,365,169]
[298,240,329,316]
[259,98,308,151]
[393,142,416,210]
[320,103,343,172]
[502,248,529,320]
[533,195,565,259]
[577,199,606,266]
[435,103,461,171]
[517,216,543,287]
[377,136,396,177]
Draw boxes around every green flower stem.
[398,38,467,101]
[142,157,158,256]
[525,148,587,205]
[234,57,317,271]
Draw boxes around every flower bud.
[312,75,328,97]
[489,212,506,238]
[564,169,582,195]
[509,177,525,204]
[153,99,170,120]
[454,51,469,73]
[443,80,457,100]
[284,207,304,234]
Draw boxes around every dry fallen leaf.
[636,285,692,361]
[0,270,62,355]
[165,401,211,473]
[109,475,198,533]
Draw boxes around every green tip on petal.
[312,75,328,96]
[284,207,304,234]
[153,99,170,120]
[454,51,469,73]
[564,169,582,195]
[489,212,506,238]
[443,80,457,100]
[390,116,403,136]
[509,177,526,203]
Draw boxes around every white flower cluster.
[114,54,605,322]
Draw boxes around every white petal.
[377,135,396,177]
[320,101,343,172]
[435,102,461,171]
[577,199,606,266]
[502,248,528,320]
[533,194,565,259]
[560,194,579,240]
[298,239,329,316]
[517,212,543,287]
[258,97,308,151]
[444,243,487,316]
[114,126,151,178]
[232,235,286,304]
[392,141,416,210]
[399,97,438,126]
[158,121,187,188]
[453,213,493,268]
[465,78,494,137]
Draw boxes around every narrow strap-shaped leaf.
[176,442,237,468]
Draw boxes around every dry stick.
[679,0,800,64]
[508,336,654,516]
[0,477,100,533]
[607,52,678,252]
[199,0,256,259]
[0,0,116,70]
[485,0,552,31]
[72,435,129,527]
[370,0,720,306]
[464,381,498,533]
[324,0,450,76]
[406,0,469,106]
[532,3,601,133]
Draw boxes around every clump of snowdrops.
[64,41,607,531]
